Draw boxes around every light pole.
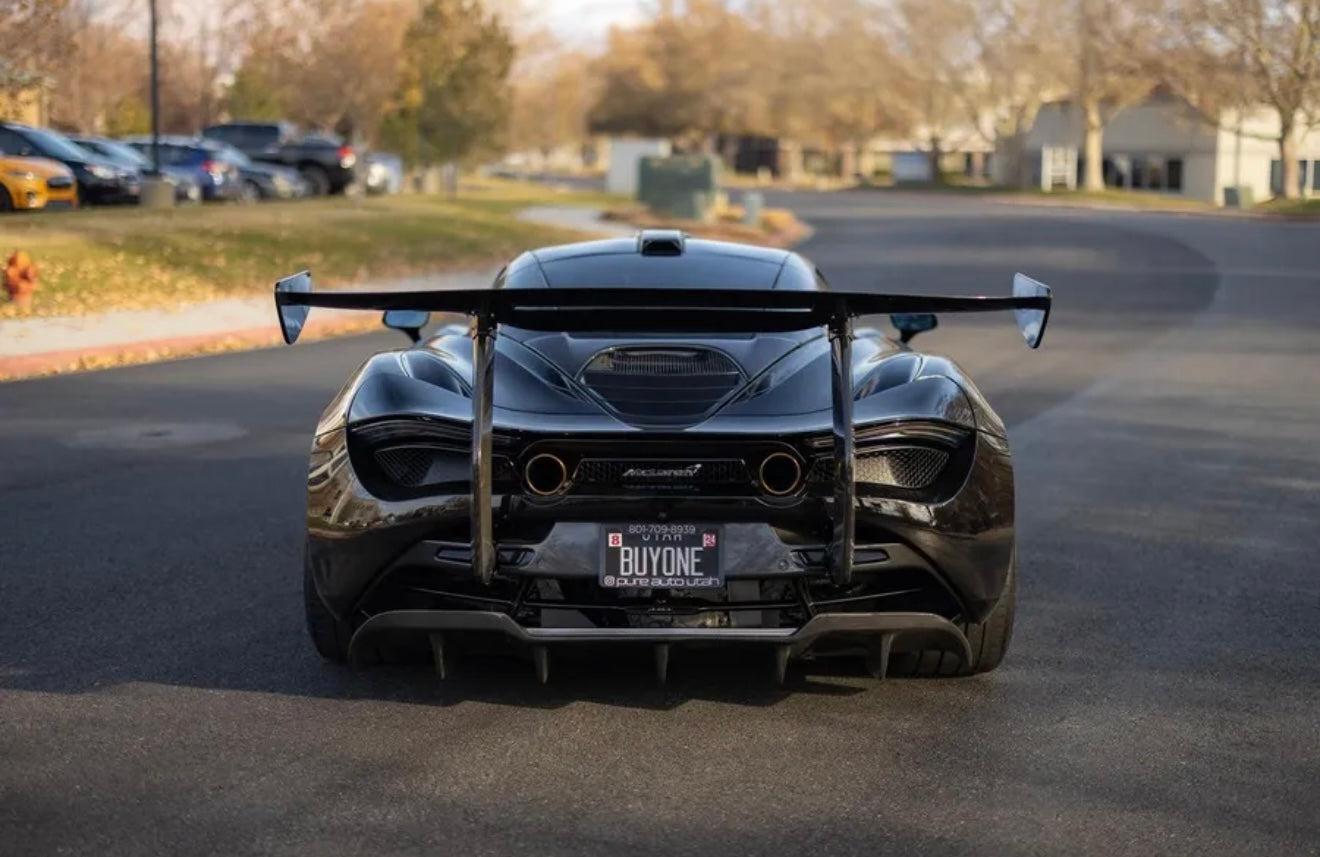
[140,0,173,208]
[149,0,160,176]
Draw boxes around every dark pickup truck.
[201,122,358,195]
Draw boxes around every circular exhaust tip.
[524,453,568,496]
[759,452,802,496]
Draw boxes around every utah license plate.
[600,524,722,589]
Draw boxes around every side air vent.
[856,446,949,489]
[808,445,950,490]
[579,347,743,424]
[347,418,517,498]
[374,445,444,487]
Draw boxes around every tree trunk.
[1082,98,1105,192]
[839,144,857,180]
[928,135,943,185]
[1278,125,1300,200]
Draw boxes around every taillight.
[201,160,225,178]
[338,146,357,168]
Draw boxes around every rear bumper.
[347,608,972,674]
[306,427,1015,625]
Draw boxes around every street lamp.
[140,0,173,208]
[149,0,160,176]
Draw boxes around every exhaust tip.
[524,453,568,496]
[759,452,802,496]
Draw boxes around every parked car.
[121,136,242,202]
[69,135,202,204]
[0,122,140,205]
[200,140,307,201]
[0,154,78,211]
[201,121,358,195]
[364,152,404,195]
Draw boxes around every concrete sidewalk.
[0,205,627,381]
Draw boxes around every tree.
[226,0,411,139]
[749,0,905,175]
[962,0,1071,186]
[887,0,983,181]
[1175,0,1320,199]
[0,0,72,91]
[380,0,515,167]
[226,64,286,122]
[1073,0,1166,191]
[588,0,772,151]
[510,49,595,160]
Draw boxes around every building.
[1005,92,1320,205]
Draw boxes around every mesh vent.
[374,445,438,487]
[856,446,949,489]
[809,446,950,490]
[574,458,749,488]
[372,444,515,489]
[580,348,742,424]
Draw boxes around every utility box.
[1223,185,1254,208]
[606,138,672,197]
[637,155,720,220]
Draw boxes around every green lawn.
[0,181,612,318]
[862,182,1320,216]
[1255,197,1320,216]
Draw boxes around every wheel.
[0,185,13,212]
[240,180,262,203]
[888,549,1016,677]
[303,545,352,663]
[300,164,331,196]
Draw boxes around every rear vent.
[809,446,949,490]
[375,445,443,487]
[856,446,949,489]
[580,347,743,424]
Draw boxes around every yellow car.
[0,155,78,211]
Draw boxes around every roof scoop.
[637,229,686,257]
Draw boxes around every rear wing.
[275,272,1051,586]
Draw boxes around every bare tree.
[1074,0,1166,191]
[0,0,73,91]
[749,0,904,175]
[886,0,982,181]
[1176,0,1320,199]
[962,0,1071,186]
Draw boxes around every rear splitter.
[347,609,972,684]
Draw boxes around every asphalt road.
[3,192,1319,856]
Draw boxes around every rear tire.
[303,546,351,663]
[0,186,13,212]
[889,550,1016,677]
[300,164,331,196]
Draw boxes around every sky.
[143,0,651,49]
[525,0,649,47]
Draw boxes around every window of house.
[1166,159,1183,191]
[1143,157,1164,190]
[1270,160,1282,194]
[1313,160,1320,191]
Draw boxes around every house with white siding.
[1001,92,1320,205]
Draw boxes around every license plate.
[600,524,722,589]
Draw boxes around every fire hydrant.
[4,250,38,310]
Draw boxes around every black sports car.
[276,231,1051,683]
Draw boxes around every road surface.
[2,191,1318,856]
